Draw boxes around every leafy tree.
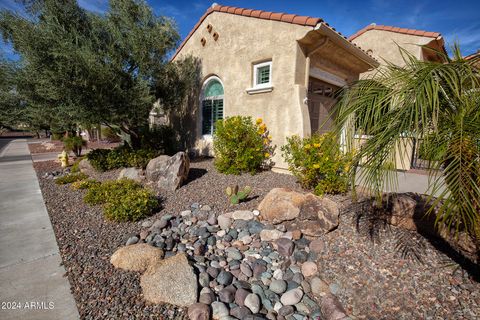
[333,45,480,262]
[0,56,24,131]
[0,0,195,147]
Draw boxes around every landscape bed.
[34,159,479,319]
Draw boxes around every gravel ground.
[33,159,479,319]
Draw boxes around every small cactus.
[225,185,252,205]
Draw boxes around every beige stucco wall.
[173,12,369,170]
[174,12,313,169]
[351,29,440,79]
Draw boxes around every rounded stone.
[218,215,232,230]
[230,305,252,319]
[217,271,234,285]
[278,305,295,317]
[276,238,295,257]
[188,303,210,320]
[301,261,318,277]
[269,279,287,294]
[199,272,210,287]
[280,288,303,306]
[234,287,250,306]
[232,210,254,220]
[244,293,261,314]
[219,285,237,303]
[211,301,229,319]
[199,292,215,304]
[308,238,324,254]
[310,277,330,297]
[240,262,253,278]
[126,236,139,246]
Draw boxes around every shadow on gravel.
[184,168,208,186]
[351,197,480,282]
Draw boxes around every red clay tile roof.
[465,51,480,60]
[172,4,376,63]
[349,24,442,41]
[172,4,324,60]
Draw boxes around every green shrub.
[104,188,158,222]
[70,157,83,173]
[281,132,352,196]
[86,146,158,172]
[55,172,89,185]
[84,179,157,221]
[71,179,100,190]
[139,125,177,155]
[86,149,111,171]
[63,136,87,157]
[213,116,274,175]
[51,132,64,141]
[101,127,122,142]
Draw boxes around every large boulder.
[258,188,305,224]
[110,243,164,272]
[258,188,339,235]
[78,158,96,175]
[146,152,190,191]
[118,167,144,182]
[387,194,417,230]
[140,253,197,306]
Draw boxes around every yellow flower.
[313,164,320,169]
[313,143,321,148]
[268,135,272,140]
[264,153,270,158]
[256,118,263,125]
[264,138,269,144]
[304,144,311,149]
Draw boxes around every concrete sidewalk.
[0,140,79,320]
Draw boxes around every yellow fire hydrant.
[58,150,69,168]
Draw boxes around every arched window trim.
[200,76,224,137]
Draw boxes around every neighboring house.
[349,24,446,75]
[465,50,480,69]
[349,24,446,171]
[171,4,378,171]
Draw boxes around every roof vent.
[211,3,218,8]
[370,22,376,26]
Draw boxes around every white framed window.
[247,61,273,94]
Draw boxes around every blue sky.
[1,0,479,59]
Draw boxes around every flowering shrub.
[281,132,352,195]
[213,116,274,175]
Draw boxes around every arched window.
[201,76,224,135]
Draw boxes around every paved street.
[0,139,79,320]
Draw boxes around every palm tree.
[333,45,480,262]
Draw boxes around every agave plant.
[333,44,480,262]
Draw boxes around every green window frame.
[202,78,224,135]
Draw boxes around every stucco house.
[349,24,446,77]
[171,3,378,171]
[348,24,446,171]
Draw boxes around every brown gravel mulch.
[33,159,479,320]
[28,140,119,154]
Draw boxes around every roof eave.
[315,23,379,68]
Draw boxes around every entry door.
[307,77,339,135]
